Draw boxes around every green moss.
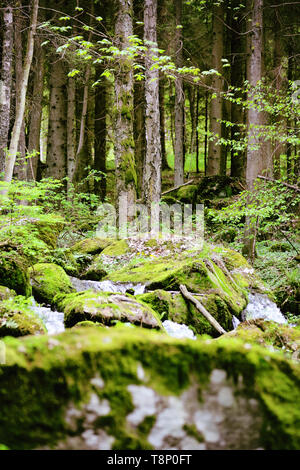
[176,184,198,203]
[29,263,75,306]
[0,286,16,301]
[56,290,162,330]
[70,237,114,255]
[0,297,46,337]
[72,321,106,329]
[101,239,130,256]
[183,424,204,442]
[0,327,299,449]
[0,248,32,297]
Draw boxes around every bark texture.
[46,56,67,181]
[207,3,224,176]
[0,3,14,175]
[143,0,162,206]
[114,0,137,220]
[174,0,184,186]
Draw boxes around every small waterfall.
[232,315,241,329]
[70,277,146,295]
[30,302,65,335]
[242,293,287,324]
[162,320,196,340]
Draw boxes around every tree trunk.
[3,0,39,184]
[159,78,169,171]
[27,33,45,180]
[67,75,76,187]
[134,80,146,197]
[46,56,67,181]
[114,0,137,226]
[174,0,184,186]
[13,2,27,181]
[143,0,162,206]
[72,62,92,189]
[243,0,263,262]
[0,2,14,176]
[94,70,107,201]
[207,3,224,176]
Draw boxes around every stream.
[30,278,288,339]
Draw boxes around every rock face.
[0,326,299,450]
[55,291,162,329]
[29,263,76,305]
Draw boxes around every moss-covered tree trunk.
[46,56,67,181]
[0,2,13,176]
[66,75,76,188]
[114,0,137,228]
[207,3,224,176]
[143,0,162,206]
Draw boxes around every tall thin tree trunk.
[230,5,246,178]
[143,0,162,206]
[159,78,169,171]
[0,2,13,176]
[134,80,146,197]
[27,33,44,180]
[67,75,76,187]
[174,0,184,186]
[207,3,224,176]
[94,72,107,200]
[243,0,263,262]
[114,0,137,225]
[4,0,39,183]
[13,2,27,181]
[46,57,67,181]
[195,88,200,173]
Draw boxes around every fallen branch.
[179,284,226,336]
[257,175,300,192]
[161,179,195,196]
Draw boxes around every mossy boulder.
[0,327,300,449]
[0,244,32,297]
[29,263,76,306]
[106,243,265,321]
[70,237,114,256]
[176,184,198,203]
[225,319,300,360]
[0,297,46,337]
[0,286,16,301]
[137,289,234,337]
[55,290,162,329]
[101,239,130,256]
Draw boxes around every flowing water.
[30,301,65,335]
[241,292,287,325]
[69,277,146,295]
[30,277,287,338]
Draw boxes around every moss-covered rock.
[70,237,114,256]
[55,290,162,330]
[0,286,16,301]
[29,263,75,305]
[0,297,46,337]
[176,184,198,203]
[137,289,233,337]
[0,244,32,297]
[101,239,130,256]
[0,327,299,450]
[106,244,264,322]
[224,319,300,360]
